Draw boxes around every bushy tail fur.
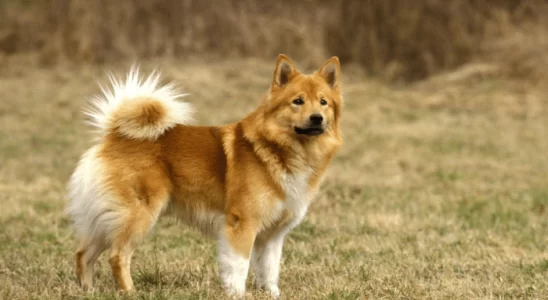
[85,66,193,140]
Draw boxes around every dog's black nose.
[309,114,323,125]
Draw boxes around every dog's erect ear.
[317,56,340,89]
[273,54,298,87]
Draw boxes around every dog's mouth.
[294,126,324,136]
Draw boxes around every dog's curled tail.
[85,66,193,140]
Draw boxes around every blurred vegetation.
[0,0,546,82]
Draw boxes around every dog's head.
[262,54,342,141]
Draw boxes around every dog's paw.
[224,286,246,300]
[268,285,280,298]
[262,283,280,298]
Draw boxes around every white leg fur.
[217,231,250,298]
[249,170,312,298]
[252,235,285,298]
[67,146,128,243]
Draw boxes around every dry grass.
[1,57,547,299]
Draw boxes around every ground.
[0,57,547,299]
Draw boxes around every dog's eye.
[293,98,304,105]
[320,99,327,106]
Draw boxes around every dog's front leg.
[251,234,285,298]
[217,212,258,299]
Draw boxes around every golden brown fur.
[68,55,343,298]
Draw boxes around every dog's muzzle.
[294,126,324,136]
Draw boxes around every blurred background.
[1,0,547,82]
[1,1,548,299]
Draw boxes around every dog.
[67,54,343,298]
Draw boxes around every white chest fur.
[279,171,312,230]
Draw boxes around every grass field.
[0,57,547,299]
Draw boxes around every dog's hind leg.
[75,238,108,290]
[108,235,138,292]
[107,193,169,292]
